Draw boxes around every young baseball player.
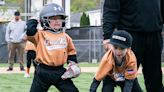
[24,41,37,78]
[90,31,138,92]
[26,3,80,92]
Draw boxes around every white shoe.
[24,73,30,78]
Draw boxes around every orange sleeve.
[95,50,113,81]
[27,30,40,46]
[25,41,36,51]
[66,34,76,55]
[125,49,138,79]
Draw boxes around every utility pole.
[24,0,31,21]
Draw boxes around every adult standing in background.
[5,11,26,71]
[102,0,164,92]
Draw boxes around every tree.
[80,12,90,27]
[0,0,24,12]
[0,0,25,21]
[86,15,90,26]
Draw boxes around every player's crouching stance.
[90,31,138,92]
[26,3,80,92]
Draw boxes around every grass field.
[0,63,164,92]
[0,73,148,92]
[0,63,99,67]
[0,62,164,67]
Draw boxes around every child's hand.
[103,39,112,51]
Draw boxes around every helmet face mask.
[39,3,67,30]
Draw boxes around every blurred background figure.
[5,11,26,71]
[24,40,37,78]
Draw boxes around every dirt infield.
[0,67,164,74]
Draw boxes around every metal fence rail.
[0,25,164,63]
[73,39,104,63]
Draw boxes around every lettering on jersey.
[113,72,125,82]
[44,37,67,50]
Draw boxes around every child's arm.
[125,49,137,79]
[123,79,134,92]
[89,78,101,92]
[26,19,38,36]
[95,50,113,81]
[26,19,39,45]
[66,34,78,63]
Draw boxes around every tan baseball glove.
[61,61,81,80]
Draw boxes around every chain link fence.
[67,26,164,63]
[0,22,8,63]
[66,26,105,63]
[0,24,164,63]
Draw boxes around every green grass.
[1,73,164,92]
[0,62,99,67]
[1,73,160,92]
[0,63,20,67]
[1,62,163,67]
[0,63,163,92]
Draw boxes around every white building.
[70,9,102,27]
[87,9,101,26]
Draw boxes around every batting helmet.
[39,3,67,29]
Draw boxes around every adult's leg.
[142,32,164,92]
[17,42,25,70]
[8,42,17,69]
[102,76,115,92]
[129,31,145,92]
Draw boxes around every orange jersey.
[95,48,137,81]
[25,41,36,51]
[27,30,76,66]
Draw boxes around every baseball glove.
[61,61,81,80]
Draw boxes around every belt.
[38,63,63,70]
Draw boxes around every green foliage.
[0,0,24,12]
[0,6,7,12]
[5,0,24,5]
[71,0,101,13]
[86,15,90,26]
[80,12,90,27]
